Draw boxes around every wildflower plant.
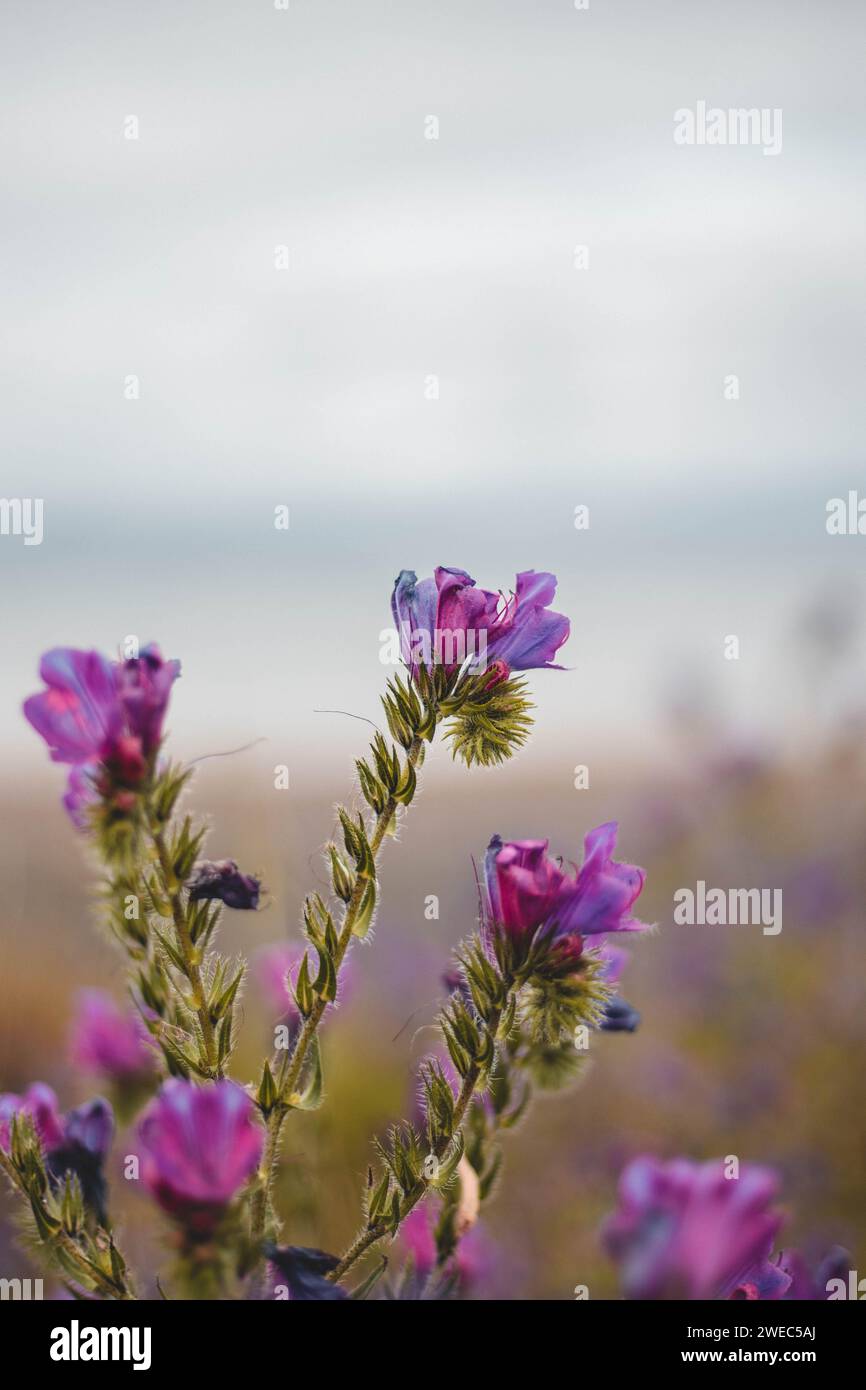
[2,564,664,1300]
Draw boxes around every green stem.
[248,735,425,1267]
[330,981,515,1285]
[0,1151,136,1300]
[151,827,219,1076]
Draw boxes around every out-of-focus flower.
[45,1098,115,1223]
[391,567,569,679]
[23,650,123,765]
[69,990,155,1083]
[254,943,304,1018]
[62,765,100,829]
[600,997,641,1033]
[137,1080,263,1230]
[603,1156,785,1300]
[723,1243,792,1300]
[187,859,261,911]
[0,1086,114,1222]
[777,1246,852,1300]
[116,645,180,756]
[484,822,647,950]
[399,1200,495,1294]
[23,642,180,826]
[266,1245,348,1301]
[254,941,354,1019]
[0,1082,65,1152]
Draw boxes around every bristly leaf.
[443,677,534,768]
[352,878,376,938]
[289,1035,324,1111]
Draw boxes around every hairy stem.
[151,827,219,1076]
[0,1150,136,1301]
[248,735,425,1271]
[330,983,515,1285]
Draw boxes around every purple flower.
[187,859,261,911]
[254,941,355,1021]
[599,997,641,1033]
[0,1085,114,1221]
[46,1098,115,1222]
[24,643,180,827]
[23,649,123,765]
[603,1156,785,1300]
[255,943,305,1018]
[724,1244,792,1300]
[484,821,648,950]
[266,1245,348,1301]
[391,567,569,679]
[554,822,647,939]
[62,765,100,830]
[485,570,571,675]
[775,1246,852,1300]
[70,990,155,1082]
[116,644,180,757]
[484,836,567,942]
[399,1201,495,1294]
[137,1079,263,1230]
[0,1083,65,1152]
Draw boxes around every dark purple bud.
[600,998,641,1033]
[187,859,261,910]
[265,1244,348,1301]
[46,1098,114,1226]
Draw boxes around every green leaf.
[352,878,376,939]
[350,1256,388,1300]
[257,1059,279,1114]
[289,1034,324,1111]
[293,953,316,1017]
[328,845,355,903]
[312,944,337,1002]
[210,962,245,1022]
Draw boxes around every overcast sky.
[2,0,864,770]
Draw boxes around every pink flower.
[391,567,569,679]
[137,1080,263,1230]
[69,990,155,1082]
[603,1156,785,1300]
[254,943,304,1018]
[23,650,122,766]
[23,643,180,828]
[0,1083,65,1152]
[399,1202,495,1293]
[484,821,648,950]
